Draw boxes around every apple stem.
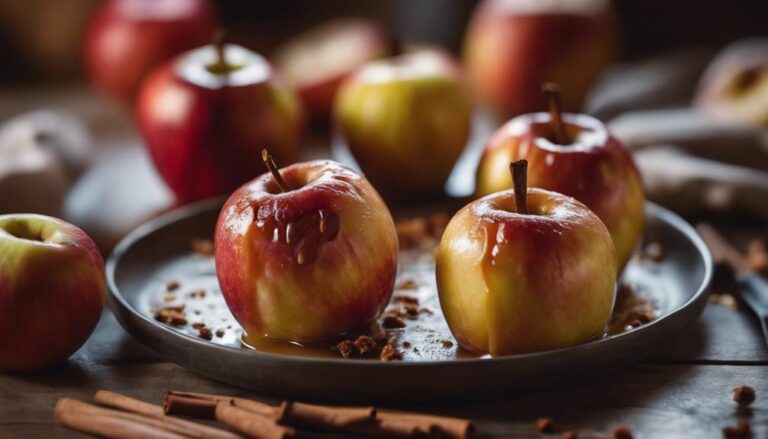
[510,159,529,215]
[261,149,291,192]
[542,82,567,144]
[213,29,228,70]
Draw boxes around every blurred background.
[0,0,766,253]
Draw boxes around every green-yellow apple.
[694,38,768,127]
[137,39,303,205]
[334,50,471,202]
[437,160,616,356]
[463,0,617,120]
[215,152,398,345]
[476,85,644,270]
[0,214,105,371]
[274,18,391,127]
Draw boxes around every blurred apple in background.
[437,160,616,356]
[334,49,471,203]
[463,0,617,120]
[0,214,105,371]
[84,0,219,104]
[694,38,768,127]
[476,84,644,270]
[215,154,397,344]
[136,39,303,205]
[274,18,392,127]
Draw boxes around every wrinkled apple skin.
[0,215,105,371]
[463,0,617,119]
[137,45,303,205]
[436,189,616,356]
[334,51,471,202]
[84,0,218,104]
[215,160,398,344]
[476,113,644,270]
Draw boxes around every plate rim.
[106,199,713,369]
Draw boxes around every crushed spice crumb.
[723,420,752,438]
[166,280,180,292]
[535,417,555,433]
[353,335,377,355]
[382,315,407,329]
[380,343,403,361]
[191,238,215,256]
[733,385,756,407]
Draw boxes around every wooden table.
[1,87,767,438]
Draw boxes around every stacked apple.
[137,36,303,204]
[334,49,471,202]
[463,0,617,119]
[214,151,398,344]
[476,84,644,270]
[437,160,617,355]
[84,0,219,104]
[274,18,392,126]
[0,215,105,371]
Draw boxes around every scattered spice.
[353,335,377,355]
[392,294,419,304]
[402,341,412,348]
[733,385,756,407]
[166,280,180,292]
[197,326,212,341]
[191,322,206,330]
[535,417,555,433]
[396,280,419,290]
[642,242,664,262]
[382,315,406,329]
[722,420,752,438]
[441,340,454,349]
[215,329,225,338]
[613,425,633,439]
[380,343,402,361]
[188,289,206,299]
[163,295,177,303]
[710,293,738,311]
[190,238,215,256]
[335,340,355,358]
[154,306,186,326]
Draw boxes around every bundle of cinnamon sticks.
[54,389,475,439]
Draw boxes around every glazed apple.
[463,0,616,119]
[215,151,398,344]
[0,214,105,371]
[694,38,768,127]
[334,50,471,202]
[476,84,644,269]
[274,18,391,126]
[137,39,303,205]
[437,160,616,356]
[84,0,218,104]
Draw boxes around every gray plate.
[107,200,712,403]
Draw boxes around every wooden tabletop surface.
[1,87,767,439]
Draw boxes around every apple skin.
[137,44,304,205]
[334,50,471,202]
[463,0,617,119]
[0,214,105,372]
[436,188,616,356]
[84,0,218,104]
[274,18,391,126]
[215,160,398,344]
[476,113,644,270]
[694,38,768,127]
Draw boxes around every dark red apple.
[136,42,304,205]
[273,18,391,126]
[84,0,218,104]
[215,154,398,344]
[0,214,105,371]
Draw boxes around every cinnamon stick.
[276,401,376,430]
[56,398,192,439]
[164,391,277,419]
[93,391,240,439]
[377,410,475,439]
[215,403,296,439]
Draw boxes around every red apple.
[463,0,617,120]
[273,18,391,126]
[84,0,219,104]
[476,85,644,269]
[0,214,105,371]
[334,50,471,202]
[137,42,304,205]
[694,38,768,127]
[215,154,398,344]
[437,161,616,356]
